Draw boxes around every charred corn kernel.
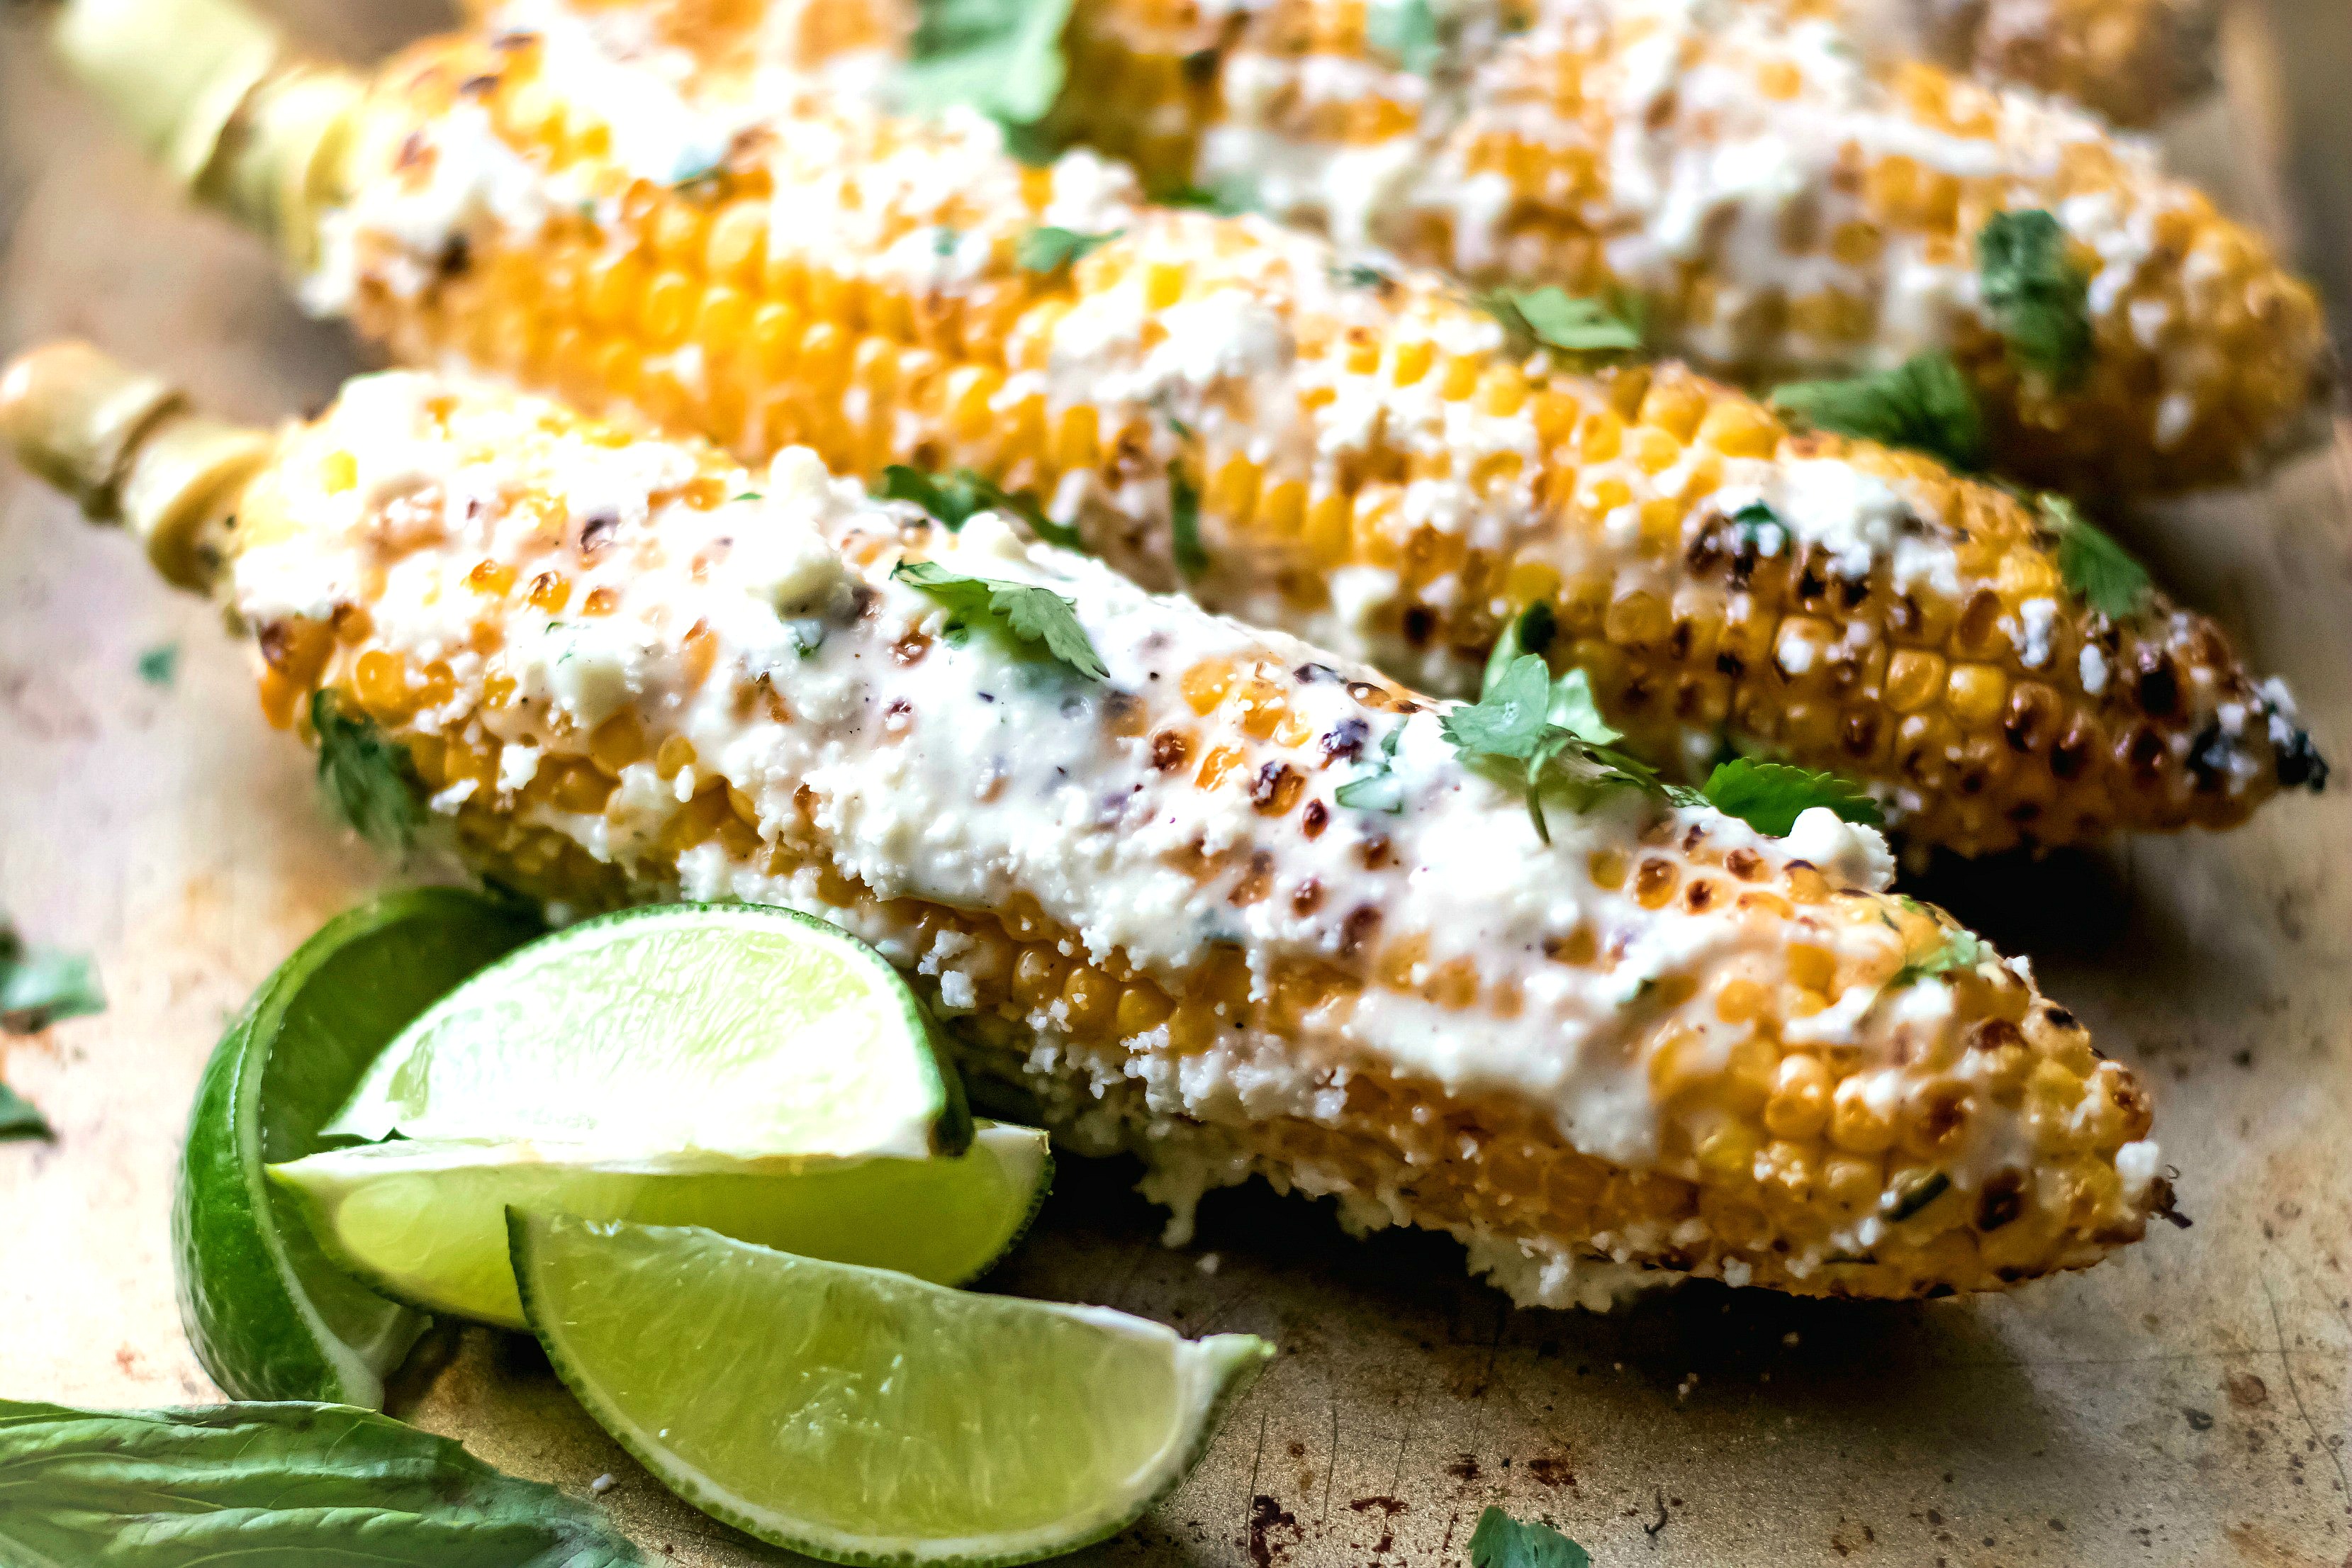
[1057,0,2304,497]
[113,4,2317,861]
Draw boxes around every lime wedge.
[173,888,542,1405]
[326,904,969,1161]
[512,1214,1273,1567]
[269,1123,1051,1330]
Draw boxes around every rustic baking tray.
[3,3,2346,1561]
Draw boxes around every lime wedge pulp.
[512,1214,1273,1567]
[172,888,542,1405]
[269,1123,1051,1329]
[326,904,969,1161]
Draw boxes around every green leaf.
[892,560,1109,679]
[1469,1506,1592,1568]
[1333,726,1406,813]
[1699,758,1883,837]
[0,1399,650,1566]
[1482,600,1557,696]
[1977,209,2093,389]
[1,919,104,1036]
[2039,494,2149,619]
[310,690,425,851]
[1545,666,1620,746]
[1769,352,1984,471]
[1365,0,1443,72]
[1443,656,1674,841]
[1169,464,1208,580]
[895,0,1077,127]
[1485,286,1642,354]
[1017,225,1121,272]
[136,642,180,686]
[1443,654,1556,761]
[0,1082,50,1141]
[1883,1167,1951,1221]
[1892,928,1993,988]
[1153,179,1259,215]
[883,465,1085,551]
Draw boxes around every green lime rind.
[326,902,971,1162]
[269,1123,1053,1330]
[172,887,542,1405]
[510,1212,1272,1568]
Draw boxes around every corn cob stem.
[0,342,2175,1304]
[51,0,2325,858]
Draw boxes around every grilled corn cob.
[1052,0,2323,496]
[55,0,2324,857]
[0,342,2174,1304]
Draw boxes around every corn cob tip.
[0,340,267,590]
[54,0,285,189]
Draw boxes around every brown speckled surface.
[2,4,2348,1562]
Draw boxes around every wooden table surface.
[3,4,2348,1564]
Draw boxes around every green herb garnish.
[0,1398,651,1565]
[135,643,179,686]
[1481,599,1559,694]
[1769,351,1984,471]
[1698,758,1883,837]
[1,919,103,1037]
[1892,928,1993,988]
[1484,286,1643,354]
[1169,464,1208,580]
[1883,1169,1951,1221]
[310,690,426,851]
[1443,654,1671,842]
[883,465,1085,551]
[2039,494,2149,619]
[1154,179,1259,215]
[1017,225,1121,273]
[895,0,1078,129]
[1978,209,2093,388]
[1333,725,1406,813]
[0,1084,50,1142]
[1365,0,1443,73]
[892,561,1108,679]
[1469,1506,1592,1568]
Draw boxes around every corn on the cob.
[1051,0,2323,497]
[55,0,2325,858]
[0,342,2175,1304]
[1906,0,2219,126]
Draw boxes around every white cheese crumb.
[498,743,542,794]
[2079,644,2110,695]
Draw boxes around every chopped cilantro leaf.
[1469,1507,1591,1568]
[1,919,104,1037]
[2039,494,2149,619]
[895,0,1077,128]
[1154,178,1258,215]
[310,689,426,850]
[883,465,1085,551]
[1482,599,1558,695]
[1883,1168,1951,1221]
[135,643,179,686]
[1698,757,1883,837]
[1169,464,1208,580]
[1545,666,1621,746]
[1892,928,1993,988]
[1485,286,1642,354]
[1017,225,1121,273]
[1335,261,1393,290]
[1444,654,1672,841]
[1365,0,1443,73]
[1333,726,1406,812]
[892,561,1108,679]
[0,1082,49,1141]
[1978,210,2093,388]
[1769,352,1984,471]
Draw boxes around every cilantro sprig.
[1017,226,1121,273]
[1978,209,2093,389]
[883,465,1085,551]
[1333,725,1406,813]
[1769,352,1984,471]
[1697,758,1883,837]
[1891,926,1993,988]
[1446,654,1664,842]
[310,690,425,850]
[895,0,1077,130]
[892,561,1108,679]
[2038,494,2149,619]
[1365,0,1443,73]
[1469,1506,1591,1568]
[1483,286,1642,355]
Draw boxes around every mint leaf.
[1769,352,1983,471]
[895,0,1076,127]
[310,690,425,850]
[136,642,179,686]
[1470,1506,1591,1568]
[1893,928,1993,988]
[0,1083,49,1141]
[893,560,1108,678]
[1,919,103,1036]
[1978,210,2093,389]
[1365,0,1443,72]
[1170,464,1208,580]
[1333,725,1406,813]
[2039,494,2149,619]
[883,465,1085,551]
[1486,286,1642,354]
[1700,757,1883,836]
[0,1399,649,1565]
[1018,225,1121,272]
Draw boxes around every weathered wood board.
[2,4,2347,1562]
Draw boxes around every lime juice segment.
[269,1123,1053,1329]
[513,1214,1274,1567]
[326,904,969,1161]
[173,888,542,1406]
